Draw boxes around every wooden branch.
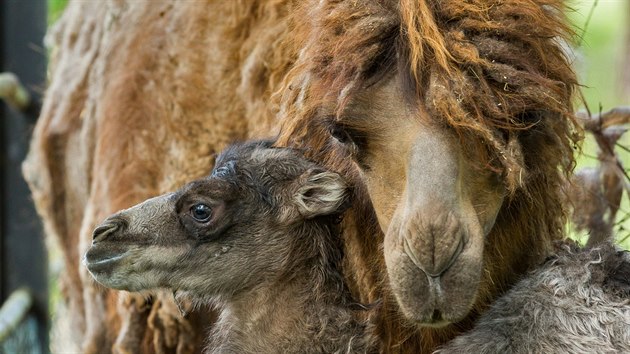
[576,106,630,132]
[0,288,33,342]
[0,72,31,110]
[570,106,630,246]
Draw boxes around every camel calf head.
[84,140,349,298]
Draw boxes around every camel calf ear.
[294,169,348,218]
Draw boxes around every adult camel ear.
[294,169,349,218]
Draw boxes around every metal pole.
[0,0,48,352]
[0,288,33,342]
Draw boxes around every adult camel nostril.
[402,225,466,278]
[92,219,123,243]
[428,235,465,278]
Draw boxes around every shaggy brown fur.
[25,0,579,353]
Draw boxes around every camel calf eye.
[190,204,212,222]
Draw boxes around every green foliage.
[47,0,68,25]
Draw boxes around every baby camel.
[85,140,377,353]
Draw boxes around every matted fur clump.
[436,242,630,353]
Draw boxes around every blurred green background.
[568,0,630,248]
[47,0,66,24]
[570,0,628,111]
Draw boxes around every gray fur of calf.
[436,242,630,354]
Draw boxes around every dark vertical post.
[0,0,48,352]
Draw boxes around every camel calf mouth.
[84,249,128,275]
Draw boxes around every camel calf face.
[85,140,349,297]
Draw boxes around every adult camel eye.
[328,121,368,157]
[190,204,212,222]
[327,120,372,171]
[329,123,355,145]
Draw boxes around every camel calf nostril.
[92,220,122,243]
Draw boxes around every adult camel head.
[330,78,506,326]
[277,0,579,331]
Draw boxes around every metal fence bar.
[0,288,32,342]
